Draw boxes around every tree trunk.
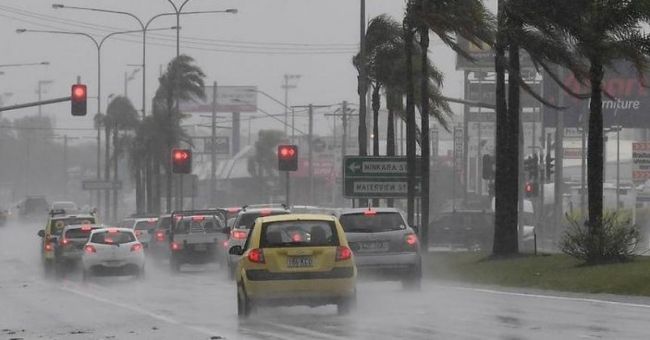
[419,25,431,250]
[135,161,144,215]
[386,93,396,208]
[404,14,417,227]
[112,128,119,222]
[588,61,605,261]
[493,0,518,256]
[506,23,521,255]
[372,84,381,207]
[104,125,111,223]
[153,153,161,214]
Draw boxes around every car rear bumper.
[354,252,420,278]
[82,255,144,271]
[243,267,356,301]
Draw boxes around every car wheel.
[237,284,252,318]
[337,291,357,315]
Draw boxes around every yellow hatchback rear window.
[260,220,339,248]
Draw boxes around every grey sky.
[0,0,463,141]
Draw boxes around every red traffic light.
[71,84,87,116]
[277,144,298,171]
[171,148,192,174]
[525,182,533,193]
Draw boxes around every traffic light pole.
[285,171,290,206]
[0,96,71,112]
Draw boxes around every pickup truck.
[169,209,228,272]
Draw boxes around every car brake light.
[405,234,418,246]
[130,243,143,252]
[171,242,182,251]
[156,231,165,241]
[44,243,54,252]
[227,207,240,213]
[191,216,205,222]
[60,238,70,246]
[291,233,303,242]
[107,228,119,234]
[336,246,352,261]
[84,245,96,254]
[364,209,377,216]
[222,240,229,248]
[248,248,265,263]
[81,225,92,231]
[231,230,247,240]
[260,208,272,216]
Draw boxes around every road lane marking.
[450,285,650,309]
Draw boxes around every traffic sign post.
[343,156,422,198]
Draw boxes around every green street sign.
[343,156,423,198]
[344,156,422,178]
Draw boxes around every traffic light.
[277,144,298,171]
[524,154,539,180]
[71,84,87,116]
[524,181,538,198]
[545,153,555,182]
[482,154,495,180]
[171,148,192,174]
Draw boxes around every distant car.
[168,209,229,272]
[336,208,422,289]
[50,201,79,214]
[119,217,158,248]
[149,214,172,257]
[230,213,357,317]
[225,204,291,277]
[17,196,49,220]
[0,207,9,226]
[54,224,103,274]
[81,228,145,280]
[37,211,97,275]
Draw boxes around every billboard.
[544,61,650,128]
[456,37,533,70]
[179,86,257,113]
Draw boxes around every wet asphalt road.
[2,220,650,340]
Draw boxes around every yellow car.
[229,214,357,317]
[37,210,96,275]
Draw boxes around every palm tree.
[106,96,139,219]
[408,0,494,239]
[153,54,206,212]
[524,0,650,261]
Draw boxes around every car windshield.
[90,231,136,245]
[339,212,407,233]
[236,211,289,230]
[50,217,95,236]
[135,219,158,230]
[65,227,99,239]
[260,220,339,248]
[174,215,224,234]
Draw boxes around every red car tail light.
[81,225,92,231]
[336,246,352,261]
[231,230,247,240]
[60,238,70,246]
[44,243,54,252]
[260,208,272,216]
[170,242,182,251]
[84,245,96,254]
[130,243,143,252]
[248,248,265,264]
[155,231,165,242]
[405,233,418,246]
[364,209,377,216]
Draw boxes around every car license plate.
[287,256,313,268]
[359,241,389,252]
[194,244,207,251]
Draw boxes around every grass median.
[423,252,650,296]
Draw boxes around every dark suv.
[224,204,290,278]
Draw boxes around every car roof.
[257,213,337,224]
[52,214,95,220]
[62,224,100,230]
[239,207,289,215]
[337,207,403,215]
[90,227,133,234]
[134,217,158,221]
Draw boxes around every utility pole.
[210,82,218,207]
[555,90,565,244]
[294,104,330,205]
[63,135,68,198]
[282,74,300,136]
[358,0,368,160]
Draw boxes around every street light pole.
[282,74,300,136]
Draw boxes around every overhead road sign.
[82,180,122,191]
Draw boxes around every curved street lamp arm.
[98,27,176,48]
[145,12,176,30]
[52,5,144,29]
[17,29,99,49]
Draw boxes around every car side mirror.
[229,245,244,256]
[411,225,419,234]
[37,230,45,238]
[222,227,231,235]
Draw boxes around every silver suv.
[336,208,421,289]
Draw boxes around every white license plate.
[359,241,389,252]
[287,256,313,268]
[194,244,208,251]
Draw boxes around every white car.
[81,228,145,279]
[119,217,158,248]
